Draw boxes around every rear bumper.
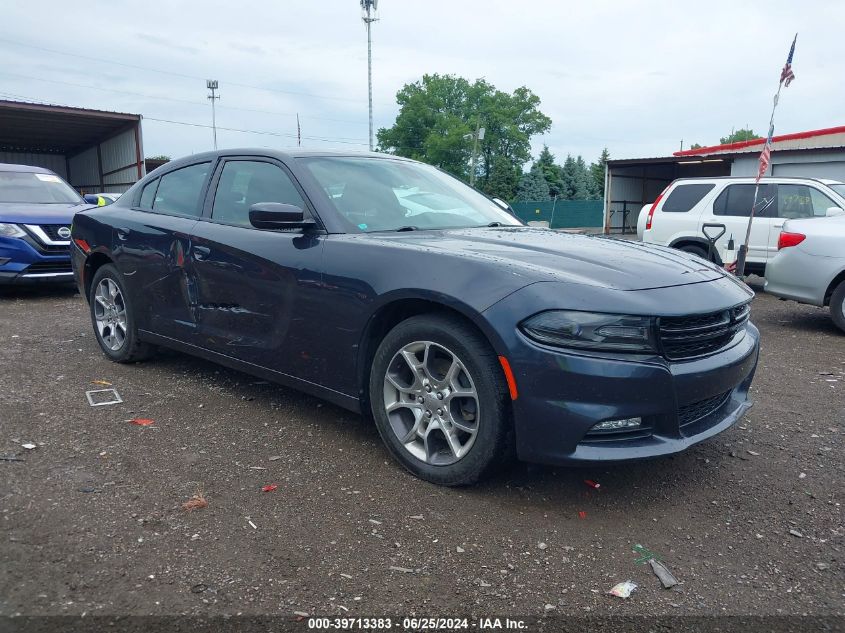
[0,236,73,285]
[764,248,831,307]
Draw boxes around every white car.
[638,177,845,275]
[765,215,845,332]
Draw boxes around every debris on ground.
[247,519,257,529]
[409,515,424,520]
[649,559,679,588]
[584,479,601,489]
[538,542,548,550]
[456,546,465,553]
[190,583,208,594]
[182,490,208,512]
[633,544,660,564]
[293,611,309,620]
[269,455,282,461]
[86,388,123,407]
[261,484,278,492]
[607,581,637,598]
[91,380,112,386]
[747,450,760,456]
[789,529,803,538]
[578,511,587,519]
[0,455,25,462]
[128,418,155,426]
[389,565,415,573]
[21,443,37,450]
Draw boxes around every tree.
[559,154,593,200]
[588,148,609,199]
[689,143,703,150]
[377,74,551,194]
[720,129,760,145]
[485,155,520,201]
[145,154,171,161]
[515,163,550,201]
[534,145,563,197]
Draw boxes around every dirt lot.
[1,280,843,630]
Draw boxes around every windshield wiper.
[487,222,504,227]
[395,226,419,232]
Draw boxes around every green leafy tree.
[689,143,703,150]
[515,163,550,201]
[146,154,171,161]
[719,129,760,145]
[485,155,520,201]
[377,74,551,193]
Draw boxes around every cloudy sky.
[1,1,842,165]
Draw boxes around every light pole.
[206,80,220,149]
[469,123,484,187]
[360,0,378,151]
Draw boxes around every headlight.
[0,223,26,238]
[521,310,658,353]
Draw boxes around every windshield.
[0,171,83,204]
[299,156,522,232]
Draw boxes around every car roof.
[672,176,843,185]
[158,148,415,171]
[0,162,58,174]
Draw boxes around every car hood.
[0,202,92,224]
[364,226,728,291]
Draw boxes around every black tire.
[830,282,845,333]
[679,244,710,261]
[368,313,513,486]
[89,264,154,363]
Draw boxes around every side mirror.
[492,197,512,211]
[248,202,315,230]
[825,206,845,217]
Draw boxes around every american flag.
[780,34,797,87]
[756,126,775,183]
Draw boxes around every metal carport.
[0,100,144,193]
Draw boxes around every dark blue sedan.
[70,149,759,485]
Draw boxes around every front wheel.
[89,264,154,362]
[369,314,513,486]
[830,281,845,333]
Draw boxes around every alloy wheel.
[93,278,128,351]
[382,340,480,465]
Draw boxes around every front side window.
[299,157,522,232]
[211,160,305,227]
[152,162,210,217]
[662,183,715,212]
[808,187,839,216]
[0,170,83,204]
[713,184,776,217]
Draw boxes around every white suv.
[638,177,845,275]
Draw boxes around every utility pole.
[361,0,378,151]
[206,80,220,149]
[469,121,485,187]
[297,113,301,147]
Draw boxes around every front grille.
[40,224,71,241]
[678,390,732,428]
[24,260,73,274]
[658,303,750,360]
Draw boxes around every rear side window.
[661,183,715,212]
[713,184,776,217]
[138,178,159,210]
[152,162,211,217]
[211,160,305,227]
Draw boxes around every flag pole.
[734,33,797,277]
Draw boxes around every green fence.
[511,199,604,229]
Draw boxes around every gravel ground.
[0,279,843,629]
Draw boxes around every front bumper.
[506,324,759,465]
[0,236,73,285]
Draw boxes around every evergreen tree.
[534,145,563,197]
[515,163,550,201]
[588,148,609,199]
[486,155,520,201]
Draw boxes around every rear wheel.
[830,282,845,333]
[368,314,512,486]
[678,244,710,261]
[89,264,154,362]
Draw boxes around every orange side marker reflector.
[498,356,518,401]
[74,238,91,253]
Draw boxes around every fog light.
[592,417,642,431]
